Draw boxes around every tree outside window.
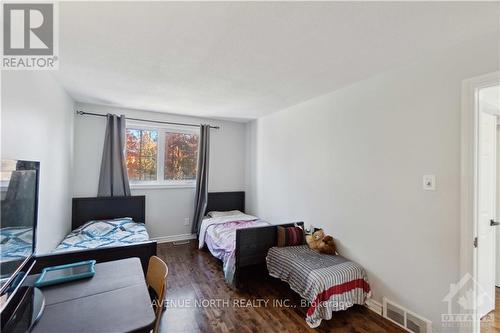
[126,129,158,181]
[125,126,199,186]
[164,132,199,181]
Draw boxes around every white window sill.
[130,183,196,190]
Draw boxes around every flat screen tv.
[0,160,39,312]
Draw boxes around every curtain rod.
[76,111,220,130]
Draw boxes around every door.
[497,123,500,288]
[477,87,497,318]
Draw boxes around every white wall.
[246,33,499,331]
[1,71,74,254]
[73,103,247,240]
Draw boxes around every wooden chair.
[146,255,168,333]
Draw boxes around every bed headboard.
[205,191,245,214]
[72,196,146,230]
[235,222,304,269]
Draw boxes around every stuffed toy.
[306,229,337,255]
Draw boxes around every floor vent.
[172,240,190,246]
[382,298,432,333]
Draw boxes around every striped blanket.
[266,245,370,328]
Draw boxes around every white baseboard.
[365,298,383,316]
[151,233,197,244]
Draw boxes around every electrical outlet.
[183,217,190,226]
[422,175,436,191]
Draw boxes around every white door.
[477,90,497,318]
[497,124,500,288]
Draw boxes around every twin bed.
[267,245,370,328]
[199,191,371,328]
[34,196,157,273]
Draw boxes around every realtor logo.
[3,3,53,55]
[2,2,58,69]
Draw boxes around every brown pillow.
[277,226,305,247]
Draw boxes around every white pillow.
[207,210,242,218]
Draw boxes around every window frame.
[126,121,199,189]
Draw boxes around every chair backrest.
[146,255,168,332]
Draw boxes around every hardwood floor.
[482,287,500,333]
[156,241,404,333]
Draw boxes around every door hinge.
[473,237,478,248]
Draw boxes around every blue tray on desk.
[35,260,96,288]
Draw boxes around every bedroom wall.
[1,71,75,253]
[245,33,499,331]
[72,103,247,240]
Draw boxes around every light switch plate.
[423,175,436,191]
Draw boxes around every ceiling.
[56,2,500,121]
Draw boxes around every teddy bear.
[306,229,337,255]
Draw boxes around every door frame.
[460,71,500,333]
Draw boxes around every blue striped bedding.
[54,217,149,252]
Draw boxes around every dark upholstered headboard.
[205,192,245,215]
[72,196,146,230]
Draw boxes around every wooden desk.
[30,258,155,333]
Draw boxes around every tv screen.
[0,160,39,309]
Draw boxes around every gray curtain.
[191,124,210,234]
[97,114,131,197]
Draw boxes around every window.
[126,129,158,181]
[164,132,199,181]
[125,124,199,187]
